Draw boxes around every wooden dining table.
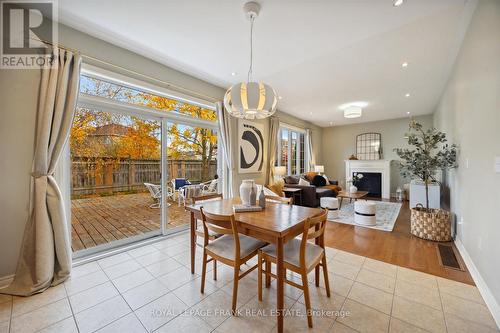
[185,198,322,333]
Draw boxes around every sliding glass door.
[69,69,219,257]
[70,107,163,255]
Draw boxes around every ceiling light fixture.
[223,2,278,119]
[393,0,404,7]
[402,62,408,67]
[278,96,283,100]
[406,111,411,115]
[231,72,237,76]
[405,93,411,97]
[344,106,362,119]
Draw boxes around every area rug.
[329,200,402,232]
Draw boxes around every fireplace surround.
[345,160,391,199]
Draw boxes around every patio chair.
[200,178,218,195]
[144,183,174,208]
[178,184,202,206]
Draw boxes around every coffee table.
[337,190,369,209]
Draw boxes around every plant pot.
[349,185,358,193]
[410,205,451,241]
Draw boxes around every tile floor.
[0,232,498,333]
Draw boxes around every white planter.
[349,185,358,193]
[240,180,256,206]
[410,181,440,209]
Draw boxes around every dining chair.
[265,195,293,205]
[192,193,223,278]
[200,207,267,313]
[257,209,330,328]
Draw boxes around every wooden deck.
[71,193,190,252]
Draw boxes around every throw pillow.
[304,171,318,182]
[298,178,310,186]
[312,175,327,187]
[322,175,329,184]
[284,175,299,184]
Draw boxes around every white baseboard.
[454,238,500,328]
[0,274,14,289]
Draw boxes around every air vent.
[437,244,464,271]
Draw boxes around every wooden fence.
[72,157,217,197]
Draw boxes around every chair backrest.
[200,207,240,259]
[172,178,190,190]
[144,183,161,198]
[207,179,218,192]
[265,195,293,205]
[193,193,223,204]
[299,208,328,267]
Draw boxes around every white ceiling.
[57,0,476,126]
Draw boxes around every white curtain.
[266,116,280,185]
[306,128,316,171]
[216,102,234,198]
[2,49,81,296]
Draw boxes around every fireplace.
[354,172,382,198]
[345,160,391,199]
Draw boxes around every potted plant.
[394,120,457,241]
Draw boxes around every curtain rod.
[31,37,220,103]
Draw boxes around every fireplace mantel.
[345,160,391,199]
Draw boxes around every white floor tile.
[12,284,67,317]
[103,259,142,280]
[112,269,154,293]
[10,298,72,333]
[95,313,147,333]
[64,270,109,296]
[122,279,169,310]
[69,281,119,313]
[144,258,183,278]
[98,252,133,269]
[38,317,79,333]
[134,292,188,332]
[75,295,131,333]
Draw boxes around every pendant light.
[223,2,278,119]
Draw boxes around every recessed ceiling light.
[402,62,408,68]
[309,112,313,115]
[329,121,333,126]
[393,0,404,7]
[231,72,237,76]
[278,96,283,100]
[405,93,411,97]
[406,111,411,115]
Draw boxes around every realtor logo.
[1,0,58,68]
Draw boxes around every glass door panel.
[70,108,163,256]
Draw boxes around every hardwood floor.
[324,200,475,285]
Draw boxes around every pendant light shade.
[224,82,278,119]
[224,2,278,120]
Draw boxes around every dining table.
[185,197,322,333]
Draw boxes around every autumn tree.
[142,95,217,181]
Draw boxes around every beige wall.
[321,115,433,193]
[0,22,321,278]
[433,0,500,316]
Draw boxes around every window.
[276,125,307,175]
[68,66,220,256]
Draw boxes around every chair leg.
[258,252,263,301]
[301,271,313,328]
[322,256,331,297]
[213,259,217,280]
[201,251,208,293]
[315,265,320,287]
[232,266,240,315]
[265,260,271,288]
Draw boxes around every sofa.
[283,173,341,207]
